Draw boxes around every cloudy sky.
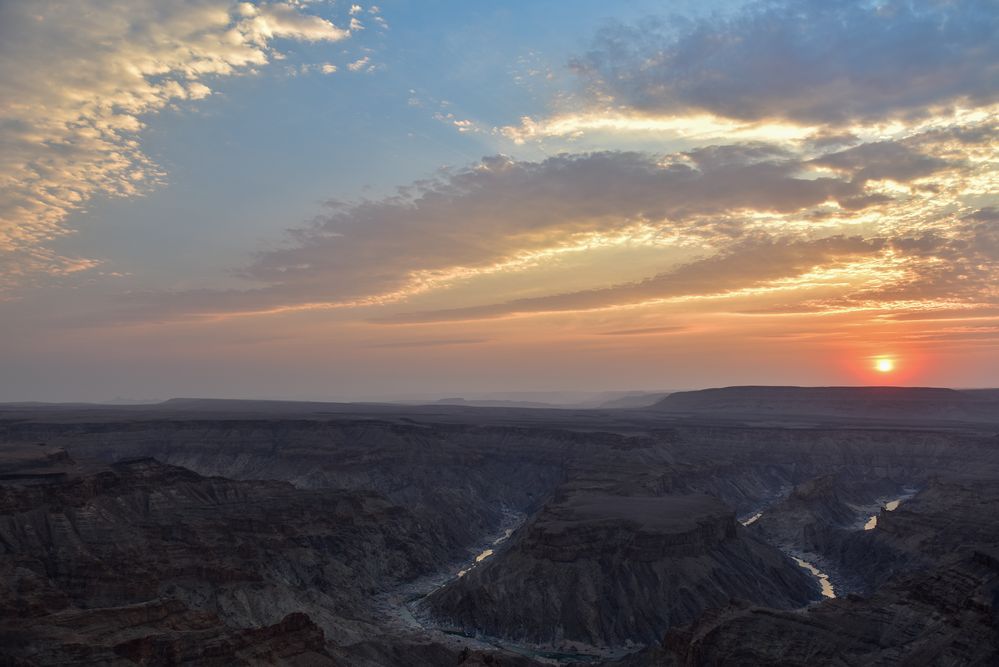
[1,0,997,401]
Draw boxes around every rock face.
[745,473,908,589]
[652,550,999,666]
[423,490,818,649]
[2,601,339,666]
[0,448,455,664]
[612,476,999,666]
[0,418,573,549]
[806,478,999,592]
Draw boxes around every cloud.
[238,148,888,302]
[377,235,887,323]
[570,0,998,125]
[366,338,488,348]
[811,140,953,186]
[598,326,687,336]
[239,2,349,42]
[112,133,973,323]
[876,208,999,302]
[499,110,815,145]
[735,204,999,318]
[347,56,372,72]
[0,0,348,290]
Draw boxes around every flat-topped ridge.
[651,385,999,423]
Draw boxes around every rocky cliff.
[649,550,999,666]
[423,490,818,650]
[0,447,455,664]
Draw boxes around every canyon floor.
[1,386,998,665]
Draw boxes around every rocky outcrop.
[0,419,576,549]
[805,478,999,591]
[744,473,907,584]
[1,600,339,665]
[649,549,999,666]
[423,490,818,650]
[336,639,544,667]
[0,450,458,662]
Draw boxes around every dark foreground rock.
[1,601,338,666]
[0,447,456,664]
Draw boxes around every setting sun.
[874,358,895,373]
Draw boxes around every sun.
[874,357,895,373]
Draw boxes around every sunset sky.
[1,0,997,401]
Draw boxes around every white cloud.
[0,0,349,290]
[434,111,479,133]
[347,56,371,72]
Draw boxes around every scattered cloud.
[434,112,480,133]
[0,0,349,290]
[234,147,894,307]
[570,0,998,126]
[6,0,995,359]
[115,123,994,323]
[347,56,372,72]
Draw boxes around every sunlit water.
[456,524,516,577]
[736,509,834,599]
[792,556,836,598]
[864,496,906,530]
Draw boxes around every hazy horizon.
[8,384,999,408]
[2,1,997,402]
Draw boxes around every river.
[372,509,633,664]
[863,491,915,530]
[791,556,836,598]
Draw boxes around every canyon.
[1,387,997,665]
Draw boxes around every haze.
[1,0,997,402]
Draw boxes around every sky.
[1,0,997,402]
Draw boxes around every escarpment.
[521,494,738,562]
[422,490,818,649]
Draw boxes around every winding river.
[740,509,836,599]
[792,556,836,598]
